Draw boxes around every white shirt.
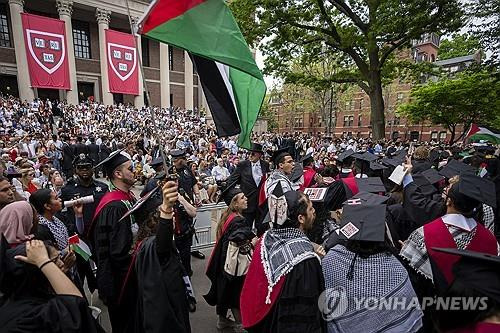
[211,165,230,181]
[252,161,263,186]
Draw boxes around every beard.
[123,176,136,186]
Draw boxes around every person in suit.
[227,143,269,229]
[74,136,88,156]
[98,137,112,178]
[87,137,100,178]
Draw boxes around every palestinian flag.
[140,0,266,149]
[466,124,500,144]
[68,234,92,261]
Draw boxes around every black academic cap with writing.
[356,177,385,194]
[349,191,389,206]
[432,248,500,303]
[458,172,497,208]
[438,159,475,179]
[94,149,131,176]
[271,147,291,165]
[338,201,387,242]
[337,149,355,163]
[218,180,243,206]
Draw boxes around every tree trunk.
[368,70,385,140]
[449,125,456,145]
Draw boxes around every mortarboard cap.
[94,149,131,176]
[412,174,438,197]
[369,161,388,171]
[349,191,389,206]
[432,248,500,303]
[217,180,243,206]
[438,159,475,179]
[420,168,444,185]
[337,149,355,163]
[353,151,378,162]
[356,177,385,194]
[338,201,387,242]
[271,147,291,165]
[458,173,497,208]
[381,157,405,168]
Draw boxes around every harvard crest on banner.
[21,13,70,90]
[105,29,139,95]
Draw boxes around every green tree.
[469,0,499,66]
[438,33,482,61]
[230,0,464,139]
[398,71,500,144]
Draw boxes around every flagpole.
[124,0,171,177]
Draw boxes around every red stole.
[258,173,268,206]
[206,213,236,273]
[341,177,359,196]
[424,217,497,284]
[299,167,316,191]
[86,189,134,237]
[240,238,286,329]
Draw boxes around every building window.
[358,114,362,126]
[0,6,10,48]
[359,98,364,109]
[141,37,150,67]
[294,116,303,128]
[72,20,90,59]
[410,131,420,141]
[168,46,174,69]
[439,131,447,141]
[343,115,354,127]
[431,131,438,140]
[393,117,400,125]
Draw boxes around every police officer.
[60,153,109,235]
[169,149,202,276]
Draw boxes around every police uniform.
[170,149,198,276]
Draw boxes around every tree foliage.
[468,0,500,66]
[398,71,500,144]
[230,0,464,139]
[438,33,482,61]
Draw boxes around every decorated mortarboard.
[348,191,389,206]
[217,180,243,206]
[94,149,131,176]
[457,172,497,208]
[355,177,385,194]
[169,149,186,159]
[270,147,291,165]
[119,185,162,222]
[338,199,387,242]
[369,161,388,171]
[304,187,328,202]
[336,149,355,163]
[438,159,475,179]
[432,248,500,303]
[73,153,94,167]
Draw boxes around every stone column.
[57,0,78,105]
[159,43,170,108]
[95,8,113,106]
[131,17,144,109]
[8,0,34,102]
[184,51,194,110]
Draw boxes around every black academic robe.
[247,258,325,333]
[134,218,191,333]
[0,295,104,333]
[204,215,254,314]
[403,182,446,227]
[386,203,421,249]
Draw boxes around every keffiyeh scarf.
[38,215,69,250]
[261,228,319,304]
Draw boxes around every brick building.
[0,0,206,109]
[270,34,474,142]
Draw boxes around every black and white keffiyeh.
[38,214,69,251]
[261,228,320,304]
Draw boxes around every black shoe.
[191,250,205,259]
[188,297,197,313]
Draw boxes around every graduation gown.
[204,214,254,313]
[134,218,191,333]
[245,258,325,333]
[0,295,103,333]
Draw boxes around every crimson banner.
[106,29,139,95]
[21,13,70,90]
